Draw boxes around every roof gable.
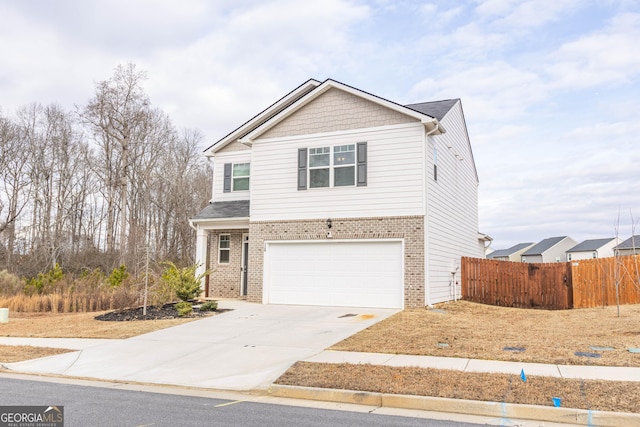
[239,79,444,144]
[257,87,419,139]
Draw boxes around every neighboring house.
[487,242,535,261]
[478,233,494,257]
[521,236,577,263]
[613,235,640,257]
[566,238,619,261]
[190,78,482,309]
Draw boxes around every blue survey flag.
[520,369,527,382]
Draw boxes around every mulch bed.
[95,303,229,321]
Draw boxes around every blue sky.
[1,0,639,250]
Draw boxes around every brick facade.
[207,229,248,298]
[246,216,425,308]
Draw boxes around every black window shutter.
[223,163,232,193]
[357,142,367,186]
[298,148,307,190]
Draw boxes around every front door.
[241,233,249,296]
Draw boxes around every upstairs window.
[333,144,355,186]
[298,143,365,190]
[223,162,250,193]
[233,163,250,191]
[309,147,330,188]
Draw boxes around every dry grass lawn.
[332,300,640,367]
[0,311,199,339]
[0,345,73,363]
[276,362,640,414]
[0,311,201,363]
[276,301,640,413]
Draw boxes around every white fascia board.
[189,217,250,230]
[240,79,444,144]
[205,79,321,155]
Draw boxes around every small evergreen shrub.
[108,264,129,287]
[24,263,64,295]
[160,262,203,302]
[175,301,193,317]
[199,300,218,311]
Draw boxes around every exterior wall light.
[327,218,332,229]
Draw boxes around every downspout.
[207,156,215,203]
[424,120,441,308]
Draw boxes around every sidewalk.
[303,350,640,382]
[3,336,640,383]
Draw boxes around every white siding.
[426,101,482,304]
[541,238,577,262]
[212,151,252,202]
[250,123,426,221]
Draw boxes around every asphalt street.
[0,376,487,427]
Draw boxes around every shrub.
[0,270,25,296]
[160,262,204,302]
[175,301,192,317]
[108,264,129,288]
[24,263,64,295]
[199,300,218,311]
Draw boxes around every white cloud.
[547,12,640,89]
[476,0,582,30]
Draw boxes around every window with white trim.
[298,143,367,190]
[309,147,330,188]
[232,163,250,191]
[307,145,356,188]
[333,144,356,186]
[223,163,250,193]
[218,234,230,263]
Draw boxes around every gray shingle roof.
[522,236,568,256]
[568,238,615,252]
[488,242,535,258]
[614,235,640,250]
[191,200,250,220]
[404,99,459,121]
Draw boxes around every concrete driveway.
[4,300,398,390]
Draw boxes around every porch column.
[195,227,209,290]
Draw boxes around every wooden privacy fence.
[461,255,640,310]
[571,256,640,308]
[461,257,572,309]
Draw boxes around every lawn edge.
[268,384,640,427]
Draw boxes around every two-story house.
[190,79,482,309]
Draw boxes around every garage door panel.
[265,241,403,309]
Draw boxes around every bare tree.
[80,63,151,261]
[0,63,211,276]
[0,113,31,271]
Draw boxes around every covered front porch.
[190,201,250,298]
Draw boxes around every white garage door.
[265,240,404,309]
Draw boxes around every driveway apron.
[4,301,398,390]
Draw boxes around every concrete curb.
[268,384,640,427]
